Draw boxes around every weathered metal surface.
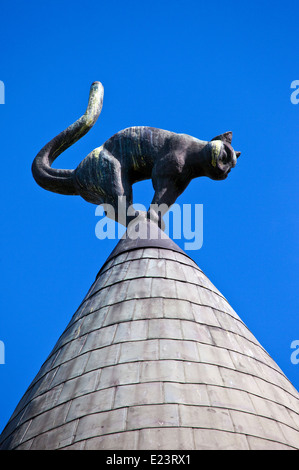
[1,226,299,450]
[98,218,189,277]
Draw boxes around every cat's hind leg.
[75,146,135,226]
[98,149,137,227]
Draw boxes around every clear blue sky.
[0,0,298,432]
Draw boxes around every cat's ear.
[235,151,241,158]
[211,131,232,144]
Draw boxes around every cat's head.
[205,132,241,180]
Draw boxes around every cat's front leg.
[148,180,184,230]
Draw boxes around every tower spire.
[1,220,298,450]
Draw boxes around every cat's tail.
[31,81,104,195]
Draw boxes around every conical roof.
[1,220,299,450]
